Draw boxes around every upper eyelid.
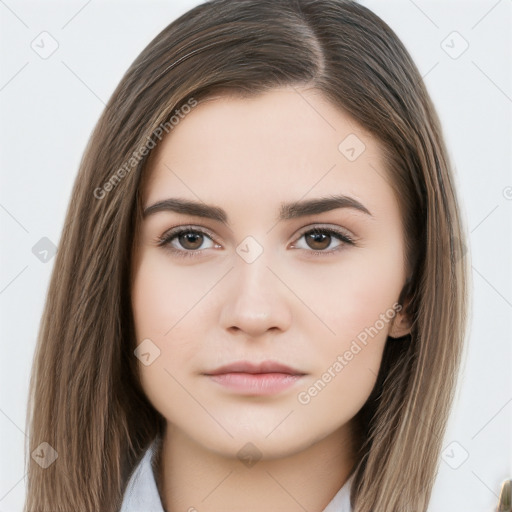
[161,224,217,241]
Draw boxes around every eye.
[156,226,220,258]
[291,226,355,256]
[156,224,355,259]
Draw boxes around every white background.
[0,1,510,510]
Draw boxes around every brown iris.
[305,230,331,251]
[178,232,204,250]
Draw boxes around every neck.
[156,421,358,512]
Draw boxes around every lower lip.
[206,372,304,395]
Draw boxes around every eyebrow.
[142,194,373,224]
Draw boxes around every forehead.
[141,87,395,217]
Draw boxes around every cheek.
[290,242,404,408]
[131,253,206,407]
[131,250,212,340]
[292,243,405,347]
[293,274,395,423]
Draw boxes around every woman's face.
[131,86,410,459]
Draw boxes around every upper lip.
[204,360,306,376]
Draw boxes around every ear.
[388,303,412,339]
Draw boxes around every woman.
[24,0,469,511]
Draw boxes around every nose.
[218,249,292,339]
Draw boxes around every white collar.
[120,439,353,512]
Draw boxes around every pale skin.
[131,86,412,512]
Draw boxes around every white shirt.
[120,439,353,512]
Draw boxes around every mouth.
[203,360,307,396]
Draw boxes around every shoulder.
[119,439,165,512]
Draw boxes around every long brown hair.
[24,1,469,510]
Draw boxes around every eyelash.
[155,224,355,259]
[156,226,355,258]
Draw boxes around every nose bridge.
[219,237,291,336]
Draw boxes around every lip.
[203,360,306,396]
[205,360,305,376]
